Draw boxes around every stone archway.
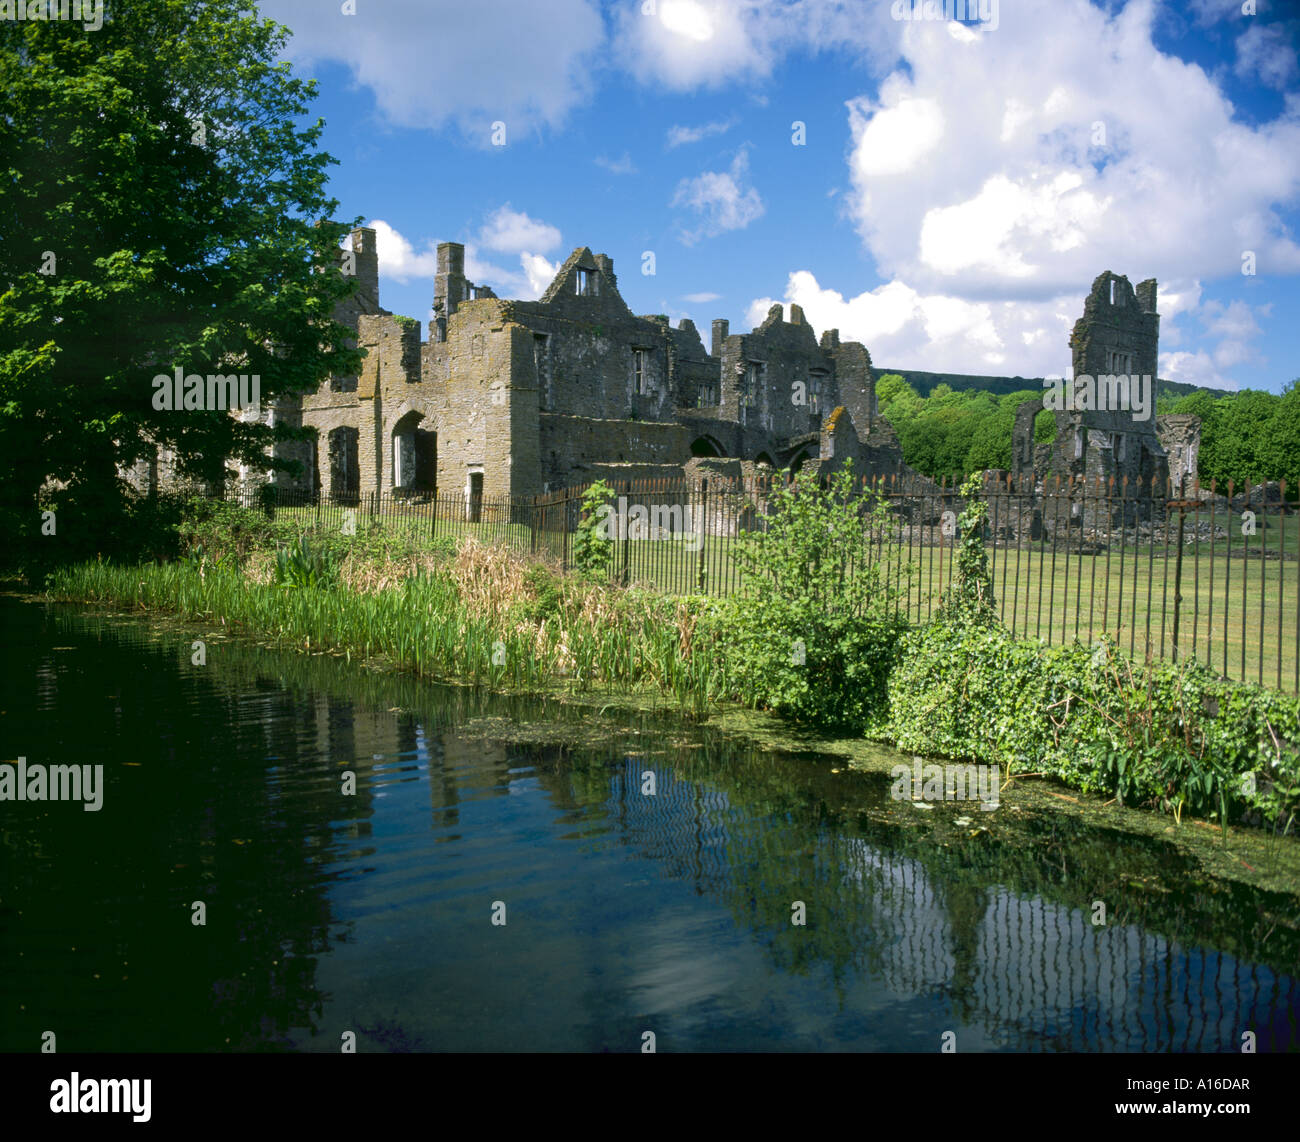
[690,435,726,458]
[391,409,436,494]
[789,448,814,476]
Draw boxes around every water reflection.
[0,597,1295,1052]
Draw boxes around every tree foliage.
[880,376,1046,480]
[1173,384,1300,490]
[712,462,909,727]
[879,370,1298,490]
[0,1,363,565]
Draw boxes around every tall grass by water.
[42,485,1300,831]
[45,541,728,715]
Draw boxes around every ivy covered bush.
[708,463,909,729]
[879,475,1300,829]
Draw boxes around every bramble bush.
[710,462,910,728]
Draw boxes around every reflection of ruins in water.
[279,662,1296,1055]
[592,755,1298,1052]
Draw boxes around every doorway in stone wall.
[392,411,436,497]
[690,435,726,458]
[307,434,320,499]
[327,427,360,504]
[468,471,484,523]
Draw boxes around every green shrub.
[713,462,910,728]
[883,618,1300,828]
[879,471,1300,827]
[8,486,192,577]
[274,536,338,590]
[177,497,278,563]
[510,563,564,624]
[572,480,615,579]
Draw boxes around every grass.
[45,541,727,718]
[872,539,1299,692]
[197,495,1299,691]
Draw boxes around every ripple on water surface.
[0,597,1296,1052]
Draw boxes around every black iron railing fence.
[222,471,1298,693]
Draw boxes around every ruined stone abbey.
[257,226,909,505]
[130,225,1197,517]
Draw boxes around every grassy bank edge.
[28,570,1300,900]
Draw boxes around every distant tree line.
[877,374,1300,489]
[1165,385,1300,491]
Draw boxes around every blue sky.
[257,0,1300,392]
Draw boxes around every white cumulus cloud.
[746,270,1074,376]
[371,212,562,303]
[613,0,900,91]
[477,206,562,255]
[257,0,604,137]
[842,0,1300,298]
[1235,22,1300,90]
[1159,351,1240,391]
[671,149,765,244]
[368,219,439,283]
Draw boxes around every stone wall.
[1060,272,1168,496]
[539,413,691,490]
[228,229,922,507]
[1157,414,1201,492]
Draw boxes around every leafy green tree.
[1258,381,1300,491]
[874,373,914,410]
[999,388,1040,413]
[0,1,363,565]
[1194,390,1274,487]
[1170,389,1219,421]
[964,413,1012,473]
[897,418,949,477]
[879,374,924,426]
[1171,387,1299,488]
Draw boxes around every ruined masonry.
[131,230,1199,523]
[256,227,911,505]
[1009,271,1201,528]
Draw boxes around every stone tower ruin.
[1013,270,1181,530]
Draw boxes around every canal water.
[1,596,1296,1052]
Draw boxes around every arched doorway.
[391,411,436,494]
[789,449,813,477]
[690,435,726,458]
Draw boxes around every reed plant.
[45,539,729,713]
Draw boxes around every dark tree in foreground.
[0,1,363,563]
